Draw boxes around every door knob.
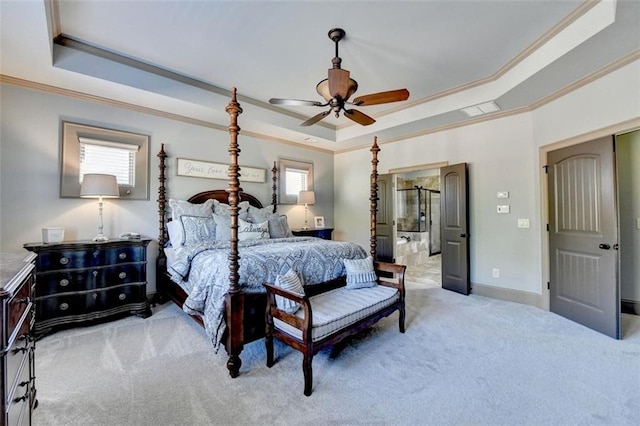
[598,243,611,250]
[460,233,467,238]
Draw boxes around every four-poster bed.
[155,88,388,378]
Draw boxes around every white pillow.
[274,269,305,314]
[213,214,231,241]
[238,218,270,241]
[169,198,214,222]
[180,215,216,246]
[247,206,292,239]
[166,220,184,248]
[342,256,378,289]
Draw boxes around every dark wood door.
[440,163,470,295]
[547,137,619,338]
[376,174,393,262]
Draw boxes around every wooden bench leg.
[303,353,313,396]
[265,333,274,368]
[399,304,406,333]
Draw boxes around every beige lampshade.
[80,174,119,198]
[298,190,315,205]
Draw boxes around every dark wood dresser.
[1,251,37,425]
[23,239,152,338]
[291,228,334,240]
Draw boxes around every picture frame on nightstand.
[314,216,325,228]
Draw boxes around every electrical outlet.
[492,268,500,278]
[517,218,530,228]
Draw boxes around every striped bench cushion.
[274,285,399,342]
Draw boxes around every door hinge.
[547,282,550,290]
[543,165,549,174]
[546,223,549,232]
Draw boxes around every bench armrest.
[374,261,406,292]
[263,282,312,334]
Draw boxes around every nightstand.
[291,228,334,240]
[23,238,152,338]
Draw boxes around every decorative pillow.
[180,215,217,246]
[213,214,231,241]
[169,198,214,221]
[238,218,270,241]
[166,220,184,248]
[213,199,250,217]
[275,215,294,238]
[343,256,378,289]
[274,269,305,314]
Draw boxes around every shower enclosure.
[396,186,441,255]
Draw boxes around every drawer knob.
[59,257,69,265]
[119,252,127,260]
[19,297,30,305]
[118,293,126,301]
[59,302,69,311]
[60,278,70,287]
[93,270,99,277]
[119,272,127,279]
[92,293,98,300]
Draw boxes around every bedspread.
[168,237,367,350]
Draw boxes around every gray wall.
[0,84,334,292]
[617,130,640,303]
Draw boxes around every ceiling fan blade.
[300,110,330,127]
[269,98,324,107]
[352,89,410,106]
[344,109,376,126]
[328,68,351,99]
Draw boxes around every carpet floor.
[33,283,640,425]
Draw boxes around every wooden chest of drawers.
[23,239,152,338]
[1,252,37,426]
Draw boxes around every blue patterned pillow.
[343,256,377,289]
[274,269,305,314]
[180,215,216,246]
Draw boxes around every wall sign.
[177,158,266,183]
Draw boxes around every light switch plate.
[497,191,509,199]
[497,205,510,214]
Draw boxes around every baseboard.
[471,283,544,309]
[621,299,640,315]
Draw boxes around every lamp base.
[93,234,108,242]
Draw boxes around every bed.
[155,88,383,378]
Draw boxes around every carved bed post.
[155,143,168,303]
[272,161,278,213]
[225,87,244,378]
[370,137,380,259]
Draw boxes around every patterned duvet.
[168,236,367,350]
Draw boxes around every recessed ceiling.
[1,0,638,152]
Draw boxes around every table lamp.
[298,190,315,230]
[80,173,119,241]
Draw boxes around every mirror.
[278,159,314,204]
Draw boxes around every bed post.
[272,161,278,213]
[155,143,168,303]
[370,137,380,259]
[225,87,244,378]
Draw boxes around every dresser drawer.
[6,275,32,343]
[6,352,30,426]
[4,334,30,406]
[36,284,145,321]
[36,263,146,297]
[35,245,145,271]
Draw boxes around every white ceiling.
[1,0,638,152]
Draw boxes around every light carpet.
[33,283,640,425]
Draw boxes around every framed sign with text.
[177,158,266,183]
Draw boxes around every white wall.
[335,59,640,300]
[0,84,335,292]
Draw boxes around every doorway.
[394,169,442,286]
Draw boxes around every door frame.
[538,117,640,311]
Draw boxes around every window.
[61,122,149,199]
[278,159,314,204]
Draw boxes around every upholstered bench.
[263,261,406,396]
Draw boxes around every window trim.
[278,158,314,205]
[60,121,150,199]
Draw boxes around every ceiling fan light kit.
[269,28,410,127]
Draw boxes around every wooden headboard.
[187,189,264,208]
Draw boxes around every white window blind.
[78,137,138,186]
[285,168,308,196]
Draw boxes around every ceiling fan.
[269,28,410,127]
